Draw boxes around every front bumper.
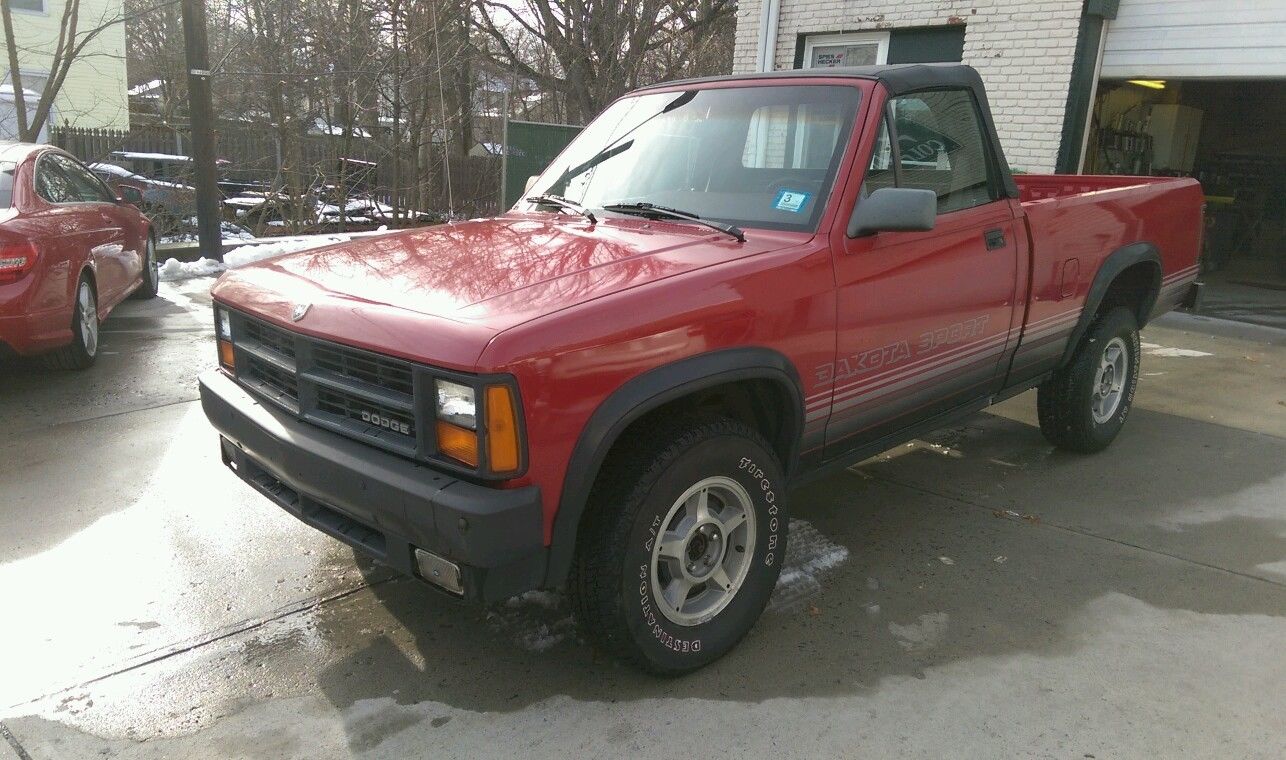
[199,369,546,603]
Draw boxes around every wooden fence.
[51,123,501,219]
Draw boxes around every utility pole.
[180,0,223,261]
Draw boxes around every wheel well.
[79,266,97,294]
[596,378,797,476]
[1098,261,1159,326]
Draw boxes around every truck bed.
[1006,173,1205,384]
[1014,173,1183,203]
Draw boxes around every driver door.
[825,88,1020,454]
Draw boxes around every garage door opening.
[1086,78,1286,328]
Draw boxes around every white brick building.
[733,1,1086,172]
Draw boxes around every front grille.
[316,387,416,439]
[242,318,297,360]
[229,313,425,460]
[314,344,413,396]
[244,354,299,407]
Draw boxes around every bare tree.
[2,0,170,141]
[471,0,736,123]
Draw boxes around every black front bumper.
[199,370,546,603]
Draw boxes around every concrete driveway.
[1,283,1283,759]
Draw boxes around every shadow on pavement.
[305,405,1284,746]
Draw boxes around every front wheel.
[570,417,788,675]
[1038,306,1141,453]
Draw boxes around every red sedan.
[0,142,158,369]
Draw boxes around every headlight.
[435,380,476,429]
[215,306,232,339]
[215,306,234,370]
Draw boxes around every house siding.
[733,1,1085,172]
[2,0,130,132]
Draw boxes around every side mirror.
[524,175,540,194]
[117,185,144,207]
[847,187,937,238]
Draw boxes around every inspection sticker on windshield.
[773,189,811,213]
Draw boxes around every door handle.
[984,228,1006,250]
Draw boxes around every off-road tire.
[1038,306,1141,453]
[132,235,159,300]
[43,274,99,370]
[569,416,788,676]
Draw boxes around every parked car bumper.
[199,369,547,603]
[0,287,71,357]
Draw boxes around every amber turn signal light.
[436,420,479,467]
[485,384,520,474]
[218,339,235,370]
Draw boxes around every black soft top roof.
[635,64,1019,198]
[636,63,982,98]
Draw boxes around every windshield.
[0,162,14,208]
[522,85,861,233]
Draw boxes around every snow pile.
[157,231,369,281]
[158,257,224,280]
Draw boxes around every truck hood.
[211,214,801,368]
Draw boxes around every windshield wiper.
[554,90,697,187]
[525,193,597,224]
[602,202,745,242]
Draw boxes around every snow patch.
[767,519,850,613]
[487,591,575,653]
[888,612,950,652]
[157,231,384,281]
[1141,342,1212,358]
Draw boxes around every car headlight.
[215,306,234,369]
[434,378,523,475]
[435,380,476,429]
[215,306,232,340]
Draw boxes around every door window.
[864,117,896,196]
[50,154,115,202]
[883,89,999,214]
[34,157,77,203]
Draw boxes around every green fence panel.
[501,119,583,209]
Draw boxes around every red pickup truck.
[200,65,1203,674]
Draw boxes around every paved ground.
[1,283,1283,759]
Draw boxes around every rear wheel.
[43,275,99,370]
[131,235,159,300]
[1038,306,1141,453]
[130,235,159,300]
[569,417,787,675]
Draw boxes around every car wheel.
[1038,306,1141,453]
[132,235,159,300]
[44,274,99,370]
[569,417,787,675]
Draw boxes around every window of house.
[2,70,49,95]
[885,89,998,214]
[803,32,889,68]
[9,0,47,14]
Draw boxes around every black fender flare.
[1060,242,1161,367]
[544,347,804,587]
